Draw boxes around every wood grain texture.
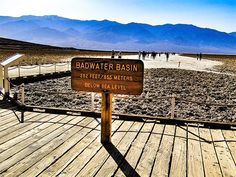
[211,129,236,177]
[169,126,187,177]
[199,127,222,177]
[187,126,205,177]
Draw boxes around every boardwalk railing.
[8,61,71,78]
[15,85,236,124]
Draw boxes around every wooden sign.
[71,57,144,95]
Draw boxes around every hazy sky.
[0,0,236,32]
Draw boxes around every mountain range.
[0,15,236,54]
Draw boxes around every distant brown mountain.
[0,36,76,52]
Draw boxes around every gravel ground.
[21,68,236,123]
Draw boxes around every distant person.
[151,51,157,59]
[138,51,141,59]
[111,50,115,58]
[199,53,202,61]
[142,51,146,60]
[118,51,122,58]
[196,53,199,60]
[166,52,169,62]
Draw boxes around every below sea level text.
[84,83,126,91]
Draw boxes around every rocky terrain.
[22,68,236,122]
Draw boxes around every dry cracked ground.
[20,68,236,123]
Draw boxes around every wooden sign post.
[71,57,144,143]
[101,92,112,143]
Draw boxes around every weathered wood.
[222,129,236,163]
[0,111,31,127]
[151,125,176,177]
[0,112,42,141]
[18,118,97,177]
[199,127,222,177]
[169,126,187,177]
[0,111,32,131]
[76,121,141,177]
[0,114,65,154]
[0,114,66,163]
[95,121,146,177]
[211,129,236,177]
[59,121,132,177]
[187,126,205,177]
[170,94,176,119]
[38,120,122,177]
[112,122,154,177]
[71,57,144,95]
[101,92,112,143]
[0,104,236,177]
[135,123,165,177]
[0,116,85,175]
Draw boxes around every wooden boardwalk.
[0,101,235,177]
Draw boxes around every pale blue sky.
[0,0,235,32]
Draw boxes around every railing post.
[20,111,24,123]
[4,66,10,95]
[21,83,25,104]
[68,61,70,71]
[171,94,176,119]
[54,62,56,72]
[91,92,95,111]
[39,63,41,74]
[18,64,20,77]
[0,66,3,92]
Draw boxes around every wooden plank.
[151,124,176,177]
[198,127,222,177]
[0,112,50,144]
[211,129,236,177]
[135,123,165,177]
[187,126,205,177]
[0,115,83,174]
[0,112,43,139]
[58,121,134,177]
[0,114,65,153]
[38,120,122,177]
[169,126,187,177]
[0,114,70,164]
[57,120,130,177]
[222,129,236,164]
[0,112,31,127]
[0,111,30,126]
[0,109,15,116]
[75,121,143,177]
[18,117,99,177]
[0,112,40,133]
[110,122,154,177]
